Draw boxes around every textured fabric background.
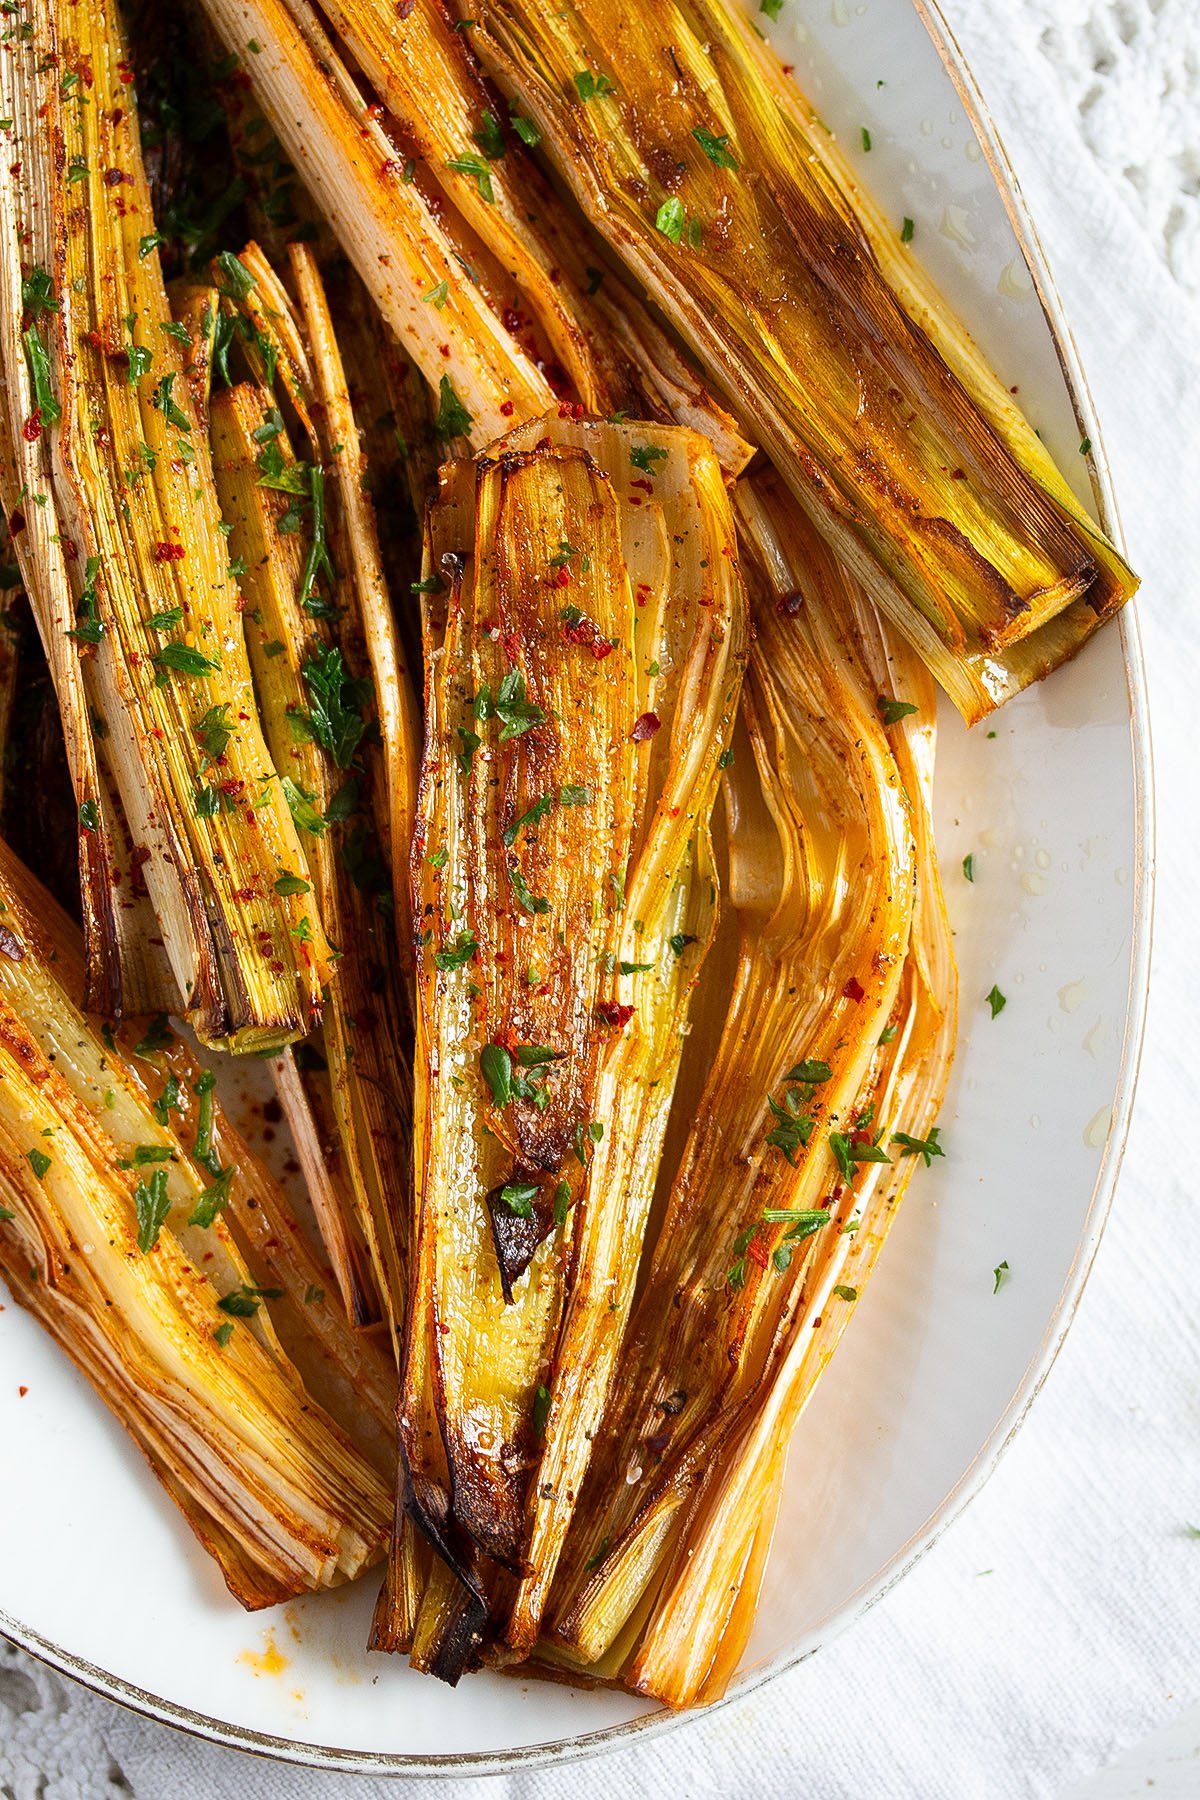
[3,1,1198,1794]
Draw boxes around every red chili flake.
[9,510,25,535]
[747,1235,770,1270]
[630,477,654,495]
[152,542,185,563]
[499,400,515,417]
[553,565,571,588]
[842,976,865,1002]
[631,712,661,742]
[9,162,21,177]
[21,412,42,442]
[269,958,285,974]
[557,401,575,418]
[596,1002,635,1029]
[364,102,384,120]
[61,538,78,561]
[628,495,643,507]
[103,167,125,187]
[380,158,407,178]
[439,343,451,359]
[534,435,551,451]
[850,1129,874,1146]
[777,590,804,617]
[18,1386,28,1398]
[502,306,524,334]
[949,467,967,481]
[396,0,416,16]
[592,640,614,661]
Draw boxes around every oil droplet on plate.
[238,1628,290,1677]
[998,257,1033,301]
[940,204,976,248]
[1084,1105,1112,1149]
[965,139,982,162]
[1057,978,1087,1014]
[1083,1019,1107,1059]
[1021,871,1048,896]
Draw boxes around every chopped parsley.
[273,872,310,897]
[153,642,220,679]
[986,983,1007,1018]
[573,70,615,101]
[901,215,915,243]
[26,1147,51,1181]
[962,853,975,882]
[629,443,668,474]
[445,153,494,202]
[434,930,477,971]
[133,1014,174,1058]
[497,1180,539,1219]
[508,862,550,915]
[21,266,58,319]
[495,668,545,740]
[473,109,506,159]
[992,1260,1010,1294]
[188,1167,234,1228]
[22,327,61,426]
[216,1283,283,1318]
[433,374,473,440]
[291,643,372,767]
[134,1168,171,1253]
[151,373,191,432]
[891,1126,945,1167]
[693,127,739,170]
[877,696,919,726]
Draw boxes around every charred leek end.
[392,414,747,1680]
[191,0,555,439]
[203,243,415,1349]
[0,0,334,1048]
[543,482,956,1705]
[471,0,1138,720]
[0,839,394,1608]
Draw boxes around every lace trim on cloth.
[1,1638,132,1800]
[1026,0,1200,295]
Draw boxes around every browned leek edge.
[190,0,754,478]
[0,834,395,1608]
[384,414,746,1679]
[528,484,956,1705]
[0,0,336,1048]
[202,240,416,1346]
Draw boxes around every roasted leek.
[390,416,747,1675]
[542,483,955,1703]
[0,0,334,1045]
[460,0,1138,719]
[0,837,393,1607]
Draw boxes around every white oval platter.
[0,0,1152,1777]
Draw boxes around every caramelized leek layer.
[0,0,333,1046]
[469,0,1138,718]
[205,242,415,1344]
[394,416,747,1677]
[545,484,955,1703]
[0,839,393,1608]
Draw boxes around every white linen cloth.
[3,1,1198,1793]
